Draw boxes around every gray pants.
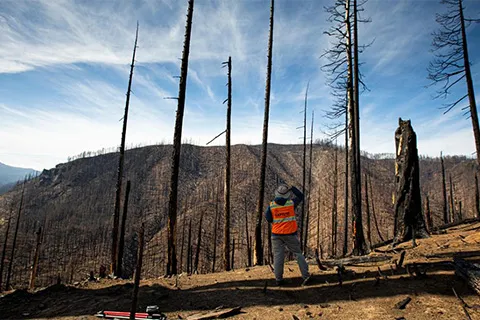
[272,235,309,281]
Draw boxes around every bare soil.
[1,221,480,320]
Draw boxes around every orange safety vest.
[270,200,297,234]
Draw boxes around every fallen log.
[453,258,480,295]
[433,218,480,232]
[394,297,411,309]
[426,250,480,260]
[316,255,392,267]
[186,306,242,320]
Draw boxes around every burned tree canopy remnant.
[393,118,429,245]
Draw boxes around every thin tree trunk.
[331,145,338,257]
[180,214,186,273]
[441,152,448,224]
[6,182,25,290]
[475,173,480,218]
[343,109,349,257]
[223,57,232,272]
[449,174,456,222]
[231,237,235,270]
[352,0,366,256]
[0,211,12,291]
[369,174,384,242]
[29,226,42,290]
[194,212,204,274]
[130,224,144,320]
[166,0,195,276]
[459,0,480,167]
[303,110,314,254]
[212,194,219,273]
[186,219,192,274]
[244,197,251,267]
[300,83,308,250]
[116,180,131,278]
[365,173,372,249]
[317,188,321,251]
[254,0,274,266]
[112,23,138,276]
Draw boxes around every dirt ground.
[1,221,480,320]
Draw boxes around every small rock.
[278,308,283,311]
[304,305,309,308]
[318,312,323,317]
[245,268,250,272]
[306,311,312,316]
[319,303,330,308]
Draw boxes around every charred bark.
[393,119,429,245]
[167,0,195,276]
[254,0,274,266]
[116,180,131,278]
[130,224,144,320]
[441,152,449,224]
[475,173,480,218]
[194,212,204,274]
[300,83,308,250]
[223,57,232,272]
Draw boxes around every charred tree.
[317,188,321,251]
[449,175,456,222]
[369,174,384,242]
[303,110,315,254]
[180,215,186,273]
[29,226,42,290]
[425,195,434,232]
[194,212,204,274]
[0,210,12,291]
[254,0,274,266]
[475,173,480,218]
[365,173,372,249]
[186,219,192,274]
[428,0,480,167]
[393,119,429,245]
[331,144,339,257]
[231,238,235,270]
[116,180,131,278]
[212,194,219,273]
[223,57,232,272]
[130,224,144,320]
[300,83,309,250]
[244,198,252,267]
[112,23,138,276]
[5,182,25,291]
[343,109,349,257]
[166,0,195,276]
[440,152,449,224]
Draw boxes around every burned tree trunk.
[393,119,429,245]
[212,194,219,273]
[194,212,204,274]
[29,226,42,290]
[343,108,349,257]
[0,210,12,291]
[365,173,372,249]
[112,23,138,276]
[441,152,448,224]
[166,0,195,276]
[300,83,308,250]
[331,145,338,257]
[130,224,144,320]
[244,198,252,267]
[186,219,192,274]
[180,214,186,273]
[254,0,274,266]
[425,195,433,232]
[231,238,235,270]
[116,180,131,278]
[475,173,480,219]
[223,57,232,272]
[303,110,314,254]
[370,174,385,242]
[449,175,456,223]
[6,182,25,290]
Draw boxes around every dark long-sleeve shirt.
[265,186,304,235]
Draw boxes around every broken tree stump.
[454,258,480,295]
[395,297,412,309]
[392,119,429,245]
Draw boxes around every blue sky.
[0,0,479,171]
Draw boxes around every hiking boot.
[301,275,312,286]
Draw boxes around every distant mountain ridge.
[0,161,38,188]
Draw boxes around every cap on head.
[275,184,292,199]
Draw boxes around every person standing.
[265,184,311,286]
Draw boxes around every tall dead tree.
[317,188,321,251]
[223,57,232,272]
[475,173,480,218]
[112,23,138,276]
[369,174,384,242]
[29,226,42,290]
[331,144,338,257]
[428,0,480,166]
[166,0,194,276]
[194,212,204,274]
[425,195,433,231]
[212,192,219,273]
[186,219,192,274]
[254,0,274,266]
[393,119,429,245]
[244,197,252,267]
[116,180,131,278]
[343,109,349,257]
[364,173,372,249]
[300,83,309,250]
[440,152,449,224]
[303,111,315,254]
[130,224,144,320]
[5,182,25,291]
[0,209,12,291]
[449,174,456,222]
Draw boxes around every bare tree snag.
[0,210,12,291]
[254,0,274,266]
[303,110,314,254]
[343,109,349,257]
[331,144,338,257]
[223,56,232,272]
[194,212,204,274]
[440,152,449,224]
[425,195,433,232]
[167,0,195,276]
[112,23,138,276]
[365,173,372,249]
[116,180,131,278]
[449,174,456,222]
[393,119,429,245]
[130,224,144,320]
[475,173,480,218]
[231,237,235,270]
[244,197,252,267]
[212,193,219,273]
[300,83,309,250]
[370,174,385,242]
[29,226,42,290]
[187,219,192,274]
[6,181,25,291]
[180,215,186,273]
[317,188,321,252]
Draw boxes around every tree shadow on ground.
[0,261,477,319]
